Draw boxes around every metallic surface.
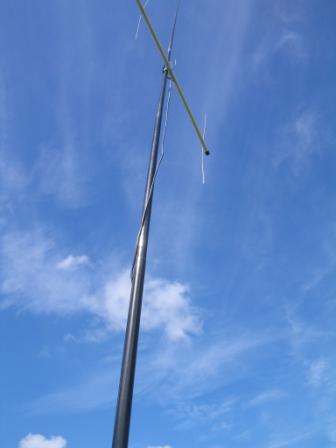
[111,10,178,448]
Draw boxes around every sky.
[1,0,336,447]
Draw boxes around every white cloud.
[147,446,172,448]
[18,434,66,448]
[101,271,201,340]
[56,254,89,271]
[142,278,200,340]
[0,230,200,341]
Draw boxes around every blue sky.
[1,0,336,447]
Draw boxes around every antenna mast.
[111,7,179,448]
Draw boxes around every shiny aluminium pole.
[111,8,179,448]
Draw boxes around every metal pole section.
[112,9,178,448]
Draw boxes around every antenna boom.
[136,0,210,156]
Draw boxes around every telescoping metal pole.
[111,9,179,448]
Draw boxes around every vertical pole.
[112,8,178,448]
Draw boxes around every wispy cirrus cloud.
[25,366,117,414]
[245,389,286,409]
[284,306,336,445]
[0,231,94,314]
[276,31,305,57]
[0,71,29,222]
[168,398,236,432]
[0,72,92,211]
[34,141,92,208]
[273,107,333,174]
[33,2,96,209]
[308,358,328,387]
[251,29,305,72]
[0,2,96,212]
[251,2,308,74]
[266,431,312,448]
[24,329,274,416]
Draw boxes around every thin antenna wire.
[135,0,150,40]
[201,113,207,184]
[131,77,174,279]
[161,78,173,158]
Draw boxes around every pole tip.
[205,149,210,156]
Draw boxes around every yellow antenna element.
[135,0,210,156]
